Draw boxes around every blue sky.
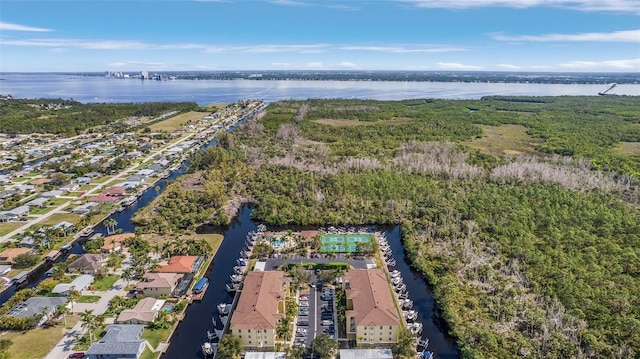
[1,0,639,72]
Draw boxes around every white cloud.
[269,0,312,6]
[337,61,359,69]
[437,62,484,70]
[236,44,328,53]
[305,62,324,69]
[271,62,292,67]
[492,29,640,42]
[107,61,167,69]
[558,58,640,70]
[327,4,360,11]
[1,38,150,50]
[0,22,52,32]
[397,0,640,13]
[497,63,522,69]
[339,45,466,53]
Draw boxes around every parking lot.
[295,279,336,347]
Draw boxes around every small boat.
[392,277,403,286]
[402,299,413,310]
[395,283,406,293]
[398,291,409,299]
[390,270,401,278]
[387,258,396,266]
[226,282,241,292]
[236,258,247,266]
[230,274,243,283]
[207,330,217,340]
[409,322,423,335]
[404,310,418,321]
[419,351,434,359]
[217,303,232,316]
[193,278,209,294]
[202,342,215,358]
[233,266,245,275]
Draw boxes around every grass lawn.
[147,111,209,132]
[466,124,544,156]
[0,222,22,236]
[28,206,55,215]
[40,213,81,226]
[92,176,113,184]
[142,326,173,348]
[141,233,224,254]
[2,321,73,359]
[92,275,119,291]
[77,295,101,303]
[78,184,96,191]
[140,347,158,359]
[48,198,71,206]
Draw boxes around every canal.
[162,215,459,359]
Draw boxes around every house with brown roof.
[155,256,201,274]
[116,297,165,324]
[101,233,135,253]
[0,248,31,264]
[29,178,52,186]
[67,254,107,275]
[230,271,290,348]
[135,272,184,297]
[343,269,402,345]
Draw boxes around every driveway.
[45,277,128,359]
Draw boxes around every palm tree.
[80,310,96,343]
[286,344,307,359]
[104,218,118,235]
[276,316,292,341]
[68,289,81,312]
[121,268,133,287]
[59,304,72,327]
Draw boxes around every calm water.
[1,74,639,105]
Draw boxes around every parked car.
[68,353,85,359]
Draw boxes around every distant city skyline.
[0,0,639,73]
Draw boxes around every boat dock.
[598,83,616,95]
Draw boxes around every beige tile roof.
[344,269,401,327]
[230,271,289,330]
[135,272,183,290]
[155,256,198,273]
[116,297,164,323]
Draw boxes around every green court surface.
[320,233,372,253]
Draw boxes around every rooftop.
[230,271,289,330]
[155,255,199,273]
[343,269,401,327]
[85,324,145,356]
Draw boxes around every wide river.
[1,74,639,105]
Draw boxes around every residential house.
[51,221,75,235]
[85,324,146,359]
[19,235,49,248]
[6,296,68,326]
[52,274,94,296]
[230,271,290,348]
[116,298,165,324]
[101,233,135,253]
[71,202,98,214]
[59,182,80,192]
[134,272,184,297]
[0,264,12,276]
[0,248,31,264]
[40,190,63,198]
[135,169,155,178]
[155,256,201,274]
[8,205,29,217]
[77,176,92,184]
[67,254,107,274]
[342,269,401,345]
[25,197,48,208]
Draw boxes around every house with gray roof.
[25,197,48,208]
[6,296,68,327]
[52,274,94,296]
[85,324,146,359]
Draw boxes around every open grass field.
[40,212,81,226]
[467,124,544,155]
[141,233,224,252]
[92,275,118,291]
[28,206,55,215]
[2,319,77,359]
[613,141,640,157]
[0,222,23,237]
[314,117,412,127]
[147,111,209,132]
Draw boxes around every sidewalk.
[44,321,85,359]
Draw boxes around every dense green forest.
[136,96,640,358]
[0,99,197,134]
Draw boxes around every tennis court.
[320,233,372,253]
